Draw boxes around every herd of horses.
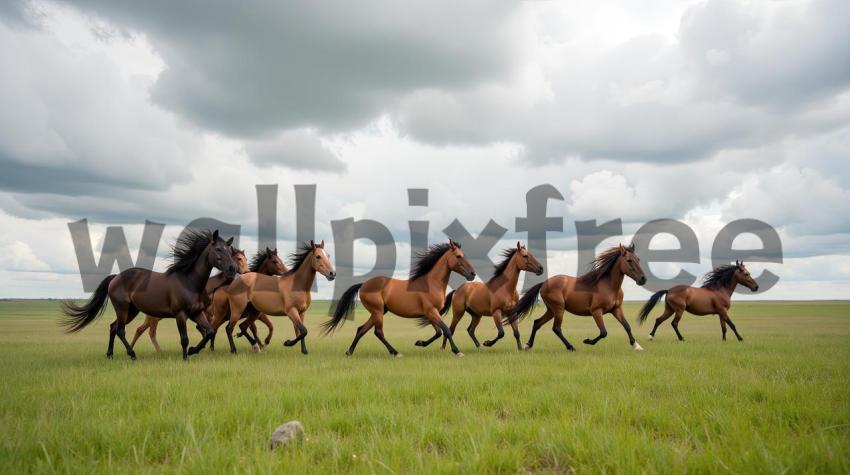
[61,229,760,360]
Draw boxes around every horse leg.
[297,311,309,355]
[482,311,504,347]
[415,321,443,347]
[346,316,375,356]
[510,319,523,351]
[649,305,674,340]
[427,309,463,356]
[671,311,685,341]
[719,309,743,341]
[147,317,161,353]
[283,310,308,351]
[175,313,190,360]
[260,314,274,346]
[187,312,215,356]
[130,316,151,350]
[373,315,400,357]
[612,306,641,350]
[113,305,139,360]
[467,314,483,348]
[719,314,728,341]
[441,305,464,350]
[551,308,576,351]
[525,309,553,350]
[583,310,608,345]
[225,300,246,354]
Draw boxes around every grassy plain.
[0,299,848,473]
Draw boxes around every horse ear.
[619,243,625,254]
[449,240,457,249]
[212,229,220,240]
[517,241,522,250]
[273,248,278,255]
[226,237,234,246]
[310,240,316,249]
[319,239,325,248]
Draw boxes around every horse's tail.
[322,283,363,335]
[440,289,456,316]
[60,274,116,333]
[505,282,543,324]
[637,290,668,325]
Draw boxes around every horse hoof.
[523,344,531,351]
[567,346,576,352]
[394,353,403,358]
[482,341,493,347]
[648,334,654,341]
[455,352,465,358]
[633,342,644,352]
[301,350,309,355]
[252,345,261,353]
[414,340,426,347]
[583,339,594,345]
[283,340,296,347]
[345,351,353,357]
[129,353,137,360]
[106,353,113,359]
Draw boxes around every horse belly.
[563,292,594,316]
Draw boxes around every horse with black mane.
[61,229,238,360]
[506,244,647,351]
[323,240,476,357]
[637,260,759,341]
[439,242,543,351]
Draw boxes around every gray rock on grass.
[270,421,304,450]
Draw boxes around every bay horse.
[439,242,543,351]
[129,247,250,352]
[506,244,647,351]
[637,260,759,341]
[193,240,335,356]
[323,240,476,357]
[61,229,238,360]
[208,247,288,351]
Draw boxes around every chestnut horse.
[637,261,759,341]
[193,240,335,355]
[61,229,237,360]
[506,244,647,351]
[439,242,543,351]
[208,247,288,351]
[129,247,250,352]
[323,240,476,357]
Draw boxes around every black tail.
[60,275,116,333]
[322,283,363,335]
[440,289,456,316]
[505,282,543,324]
[637,290,668,325]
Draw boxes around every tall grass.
[0,300,848,473]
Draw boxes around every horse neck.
[603,262,625,293]
[492,257,521,291]
[186,247,214,292]
[423,254,452,294]
[290,261,316,291]
[723,278,739,297]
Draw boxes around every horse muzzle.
[466,272,476,281]
[637,276,647,286]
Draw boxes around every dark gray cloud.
[56,0,524,138]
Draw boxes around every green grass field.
[1,299,848,473]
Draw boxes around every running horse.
[208,247,288,351]
[129,247,250,352]
[192,240,335,355]
[439,242,543,351]
[506,244,647,351]
[637,261,759,341]
[323,240,476,357]
[61,230,238,360]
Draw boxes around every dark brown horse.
[199,240,335,355]
[209,247,288,351]
[637,260,759,341]
[323,240,476,357]
[61,229,238,360]
[506,244,647,351]
[129,247,250,352]
[440,242,543,351]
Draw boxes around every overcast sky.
[1,0,848,299]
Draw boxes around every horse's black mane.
[578,244,633,284]
[250,248,277,273]
[284,243,313,276]
[489,248,518,282]
[166,229,215,275]
[410,242,457,280]
[701,265,738,290]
